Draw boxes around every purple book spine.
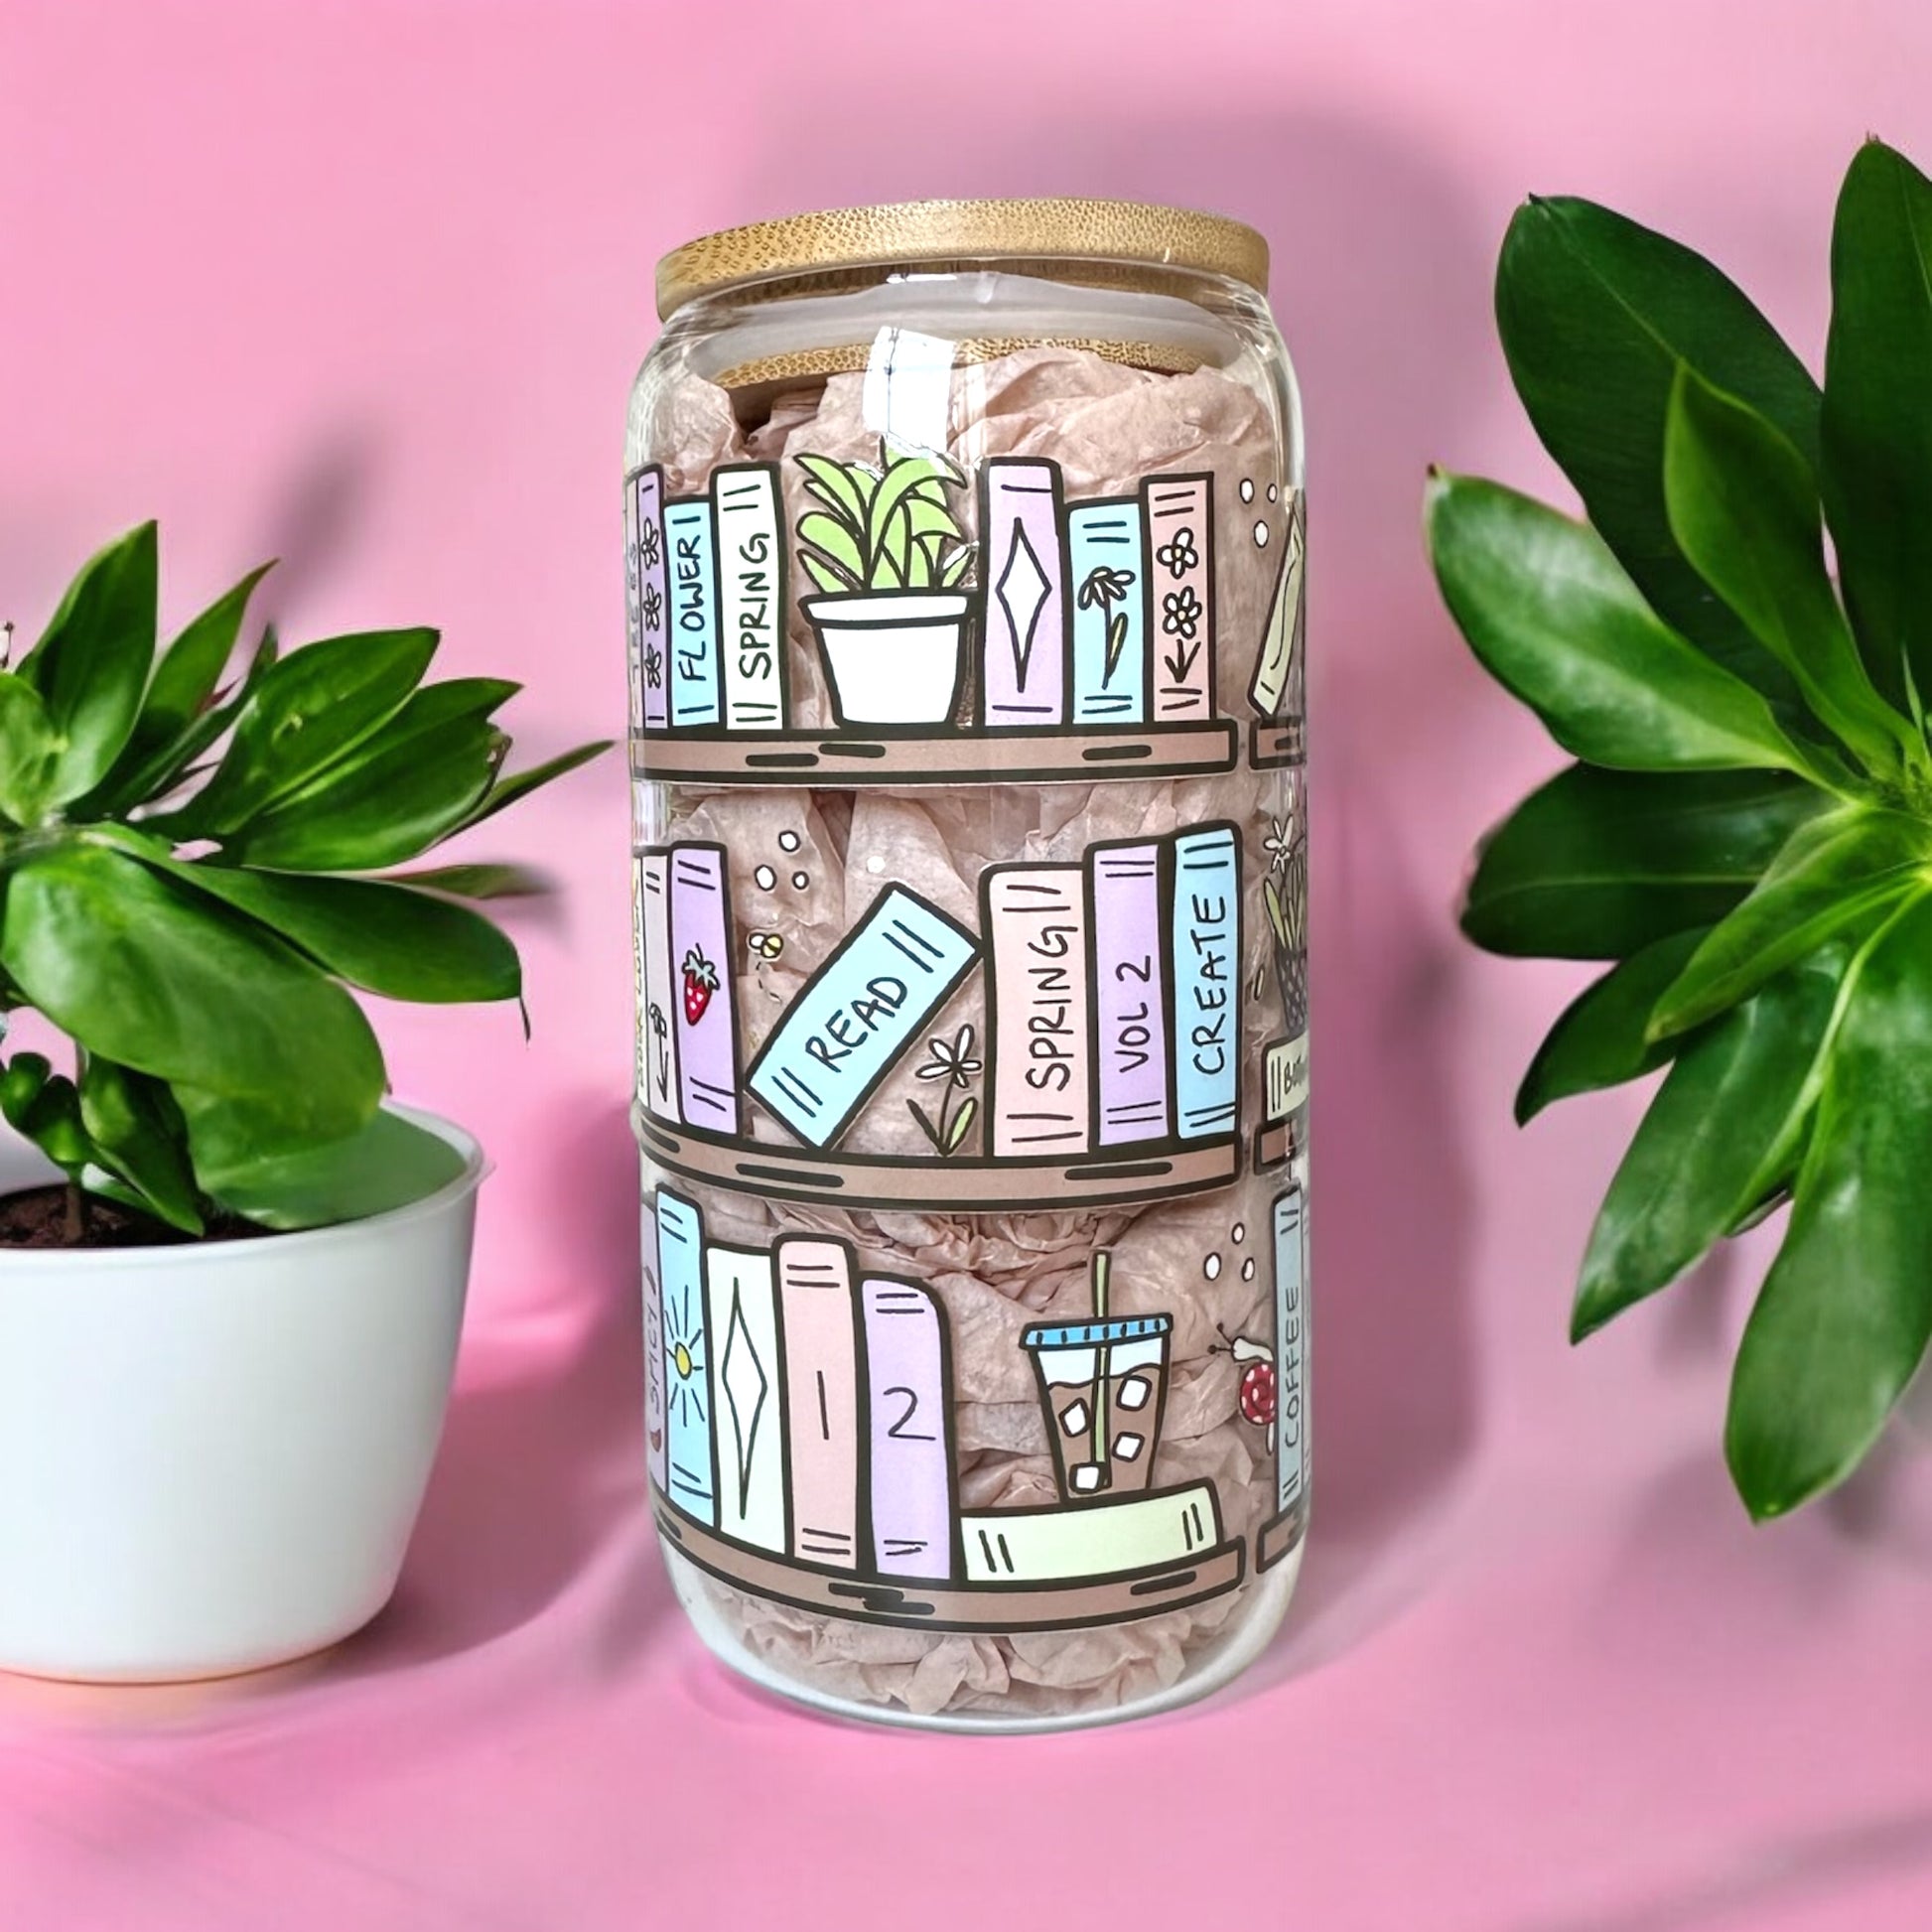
[978,460,1068,729]
[635,468,669,732]
[863,1279,956,1580]
[1088,840,1172,1147]
[667,844,740,1134]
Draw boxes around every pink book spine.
[667,844,740,1136]
[863,1279,956,1580]
[983,866,1091,1157]
[777,1238,864,1570]
[1143,474,1215,721]
[634,468,669,732]
[1088,841,1172,1147]
[978,460,1068,729]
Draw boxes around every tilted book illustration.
[983,865,1091,1157]
[960,1481,1222,1583]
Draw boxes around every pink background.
[6,2,1932,1926]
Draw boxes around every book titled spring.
[1067,498,1146,725]
[636,852,681,1124]
[1087,841,1171,1147]
[1143,474,1215,722]
[863,1278,955,1580]
[640,1193,666,1494]
[664,497,723,730]
[705,1242,788,1554]
[983,866,1090,1157]
[667,844,740,1135]
[712,464,785,733]
[961,1481,1223,1583]
[979,459,1068,730]
[1170,824,1241,1140]
[747,886,979,1150]
[634,468,669,733]
[656,1187,715,1525]
[1273,1186,1309,1514]
[776,1238,864,1570]
[622,472,643,735]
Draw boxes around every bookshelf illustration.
[623,452,1246,786]
[632,825,1245,1211]
[644,1206,1245,1632]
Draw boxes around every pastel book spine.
[984,866,1091,1157]
[1067,498,1146,724]
[1087,841,1172,1147]
[746,886,980,1151]
[634,468,669,732]
[961,1480,1222,1583]
[777,1238,865,1570]
[1170,825,1241,1140]
[664,497,723,729]
[656,1188,716,1525]
[1273,1186,1309,1514]
[705,1243,788,1553]
[862,1279,956,1580]
[712,465,786,732]
[637,851,681,1124]
[628,860,648,1106]
[978,460,1068,729]
[1143,474,1215,722]
[667,844,740,1135]
[622,473,642,735]
[639,1194,667,1493]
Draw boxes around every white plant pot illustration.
[804,591,971,726]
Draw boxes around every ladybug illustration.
[681,946,719,1026]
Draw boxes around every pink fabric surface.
[5,0,1932,1924]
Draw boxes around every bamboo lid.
[656,198,1270,320]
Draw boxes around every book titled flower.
[1171,825,1240,1138]
[664,497,722,729]
[1144,474,1215,722]
[632,467,669,732]
[983,865,1090,1156]
[979,459,1069,730]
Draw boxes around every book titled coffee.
[983,865,1090,1157]
[1273,1186,1309,1514]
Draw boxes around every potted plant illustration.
[0,522,605,1681]
[795,441,974,727]
[1428,137,1932,1522]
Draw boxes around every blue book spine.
[664,498,723,730]
[1170,824,1241,1140]
[656,1186,717,1524]
[1068,499,1146,725]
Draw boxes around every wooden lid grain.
[655,198,1269,320]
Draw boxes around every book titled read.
[1143,474,1215,722]
[1086,841,1172,1147]
[1068,498,1146,725]
[862,1278,955,1580]
[633,468,669,733]
[655,1187,716,1525]
[979,460,1069,730]
[705,1242,788,1554]
[1170,824,1240,1140]
[983,865,1090,1157]
[776,1238,865,1570]
[636,852,681,1124]
[664,498,723,730]
[712,464,785,732]
[666,844,740,1135]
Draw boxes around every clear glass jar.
[624,201,1308,1730]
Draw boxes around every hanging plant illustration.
[906,1023,983,1156]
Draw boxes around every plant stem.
[63,1180,84,1247]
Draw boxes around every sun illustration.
[664,1286,707,1431]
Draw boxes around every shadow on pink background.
[4,3,1932,1928]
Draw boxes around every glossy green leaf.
[1650,805,1932,1036]
[1822,140,1932,707]
[0,843,382,1142]
[0,1051,95,1175]
[1663,364,1913,775]
[0,675,61,824]
[18,521,158,804]
[1515,927,1709,1124]
[457,739,610,831]
[132,562,273,750]
[1426,474,1814,775]
[1495,194,1820,695]
[179,627,438,834]
[76,1057,203,1234]
[377,862,551,899]
[1726,892,1932,1517]
[1461,763,1828,959]
[186,1103,470,1231]
[1574,952,1844,1340]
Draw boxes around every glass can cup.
[625,200,1309,1730]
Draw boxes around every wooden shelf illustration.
[1255,1115,1303,1173]
[1249,716,1306,770]
[654,1496,1247,1635]
[631,719,1239,788]
[636,1109,1241,1210]
[1256,1499,1307,1574]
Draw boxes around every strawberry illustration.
[680,946,719,1026]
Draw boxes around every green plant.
[795,442,972,595]
[0,524,608,1239]
[1427,138,1932,1521]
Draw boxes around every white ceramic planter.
[804,591,970,725]
[0,1106,483,1683]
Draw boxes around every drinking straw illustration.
[1091,1249,1112,1484]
